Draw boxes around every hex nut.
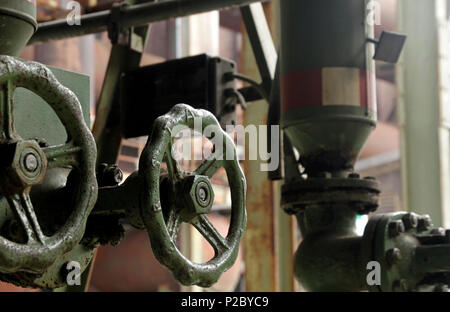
[0,140,47,193]
[183,175,215,215]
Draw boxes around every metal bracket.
[107,2,128,45]
[240,3,277,93]
[240,3,284,180]
[107,1,144,52]
[367,31,407,64]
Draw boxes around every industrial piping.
[29,0,269,44]
[280,0,450,292]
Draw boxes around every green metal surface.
[139,104,247,287]
[14,66,91,145]
[294,204,367,291]
[363,212,450,292]
[280,0,376,174]
[0,56,97,277]
[0,0,37,56]
[282,107,376,174]
[293,204,450,292]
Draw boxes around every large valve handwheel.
[0,56,97,273]
[139,104,246,287]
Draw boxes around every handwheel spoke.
[42,142,81,169]
[166,208,182,242]
[191,214,228,254]
[195,156,224,178]
[6,192,45,244]
[0,80,16,141]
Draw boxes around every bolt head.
[402,213,418,230]
[106,165,123,185]
[98,164,123,186]
[23,153,38,172]
[386,248,402,266]
[418,215,433,232]
[198,187,207,201]
[388,220,405,238]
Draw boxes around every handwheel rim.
[0,56,97,273]
[139,104,246,287]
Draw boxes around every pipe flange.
[282,174,380,215]
[362,212,450,292]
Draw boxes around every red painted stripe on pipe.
[282,68,377,113]
[281,69,322,113]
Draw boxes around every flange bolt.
[417,215,433,232]
[386,248,402,266]
[402,213,418,230]
[388,220,405,238]
[97,163,123,187]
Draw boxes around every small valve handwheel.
[0,56,97,273]
[139,104,246,287]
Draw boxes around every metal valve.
[363,212,450,292]
[0,56,97,286]
[91,104,247,288]
[138,104,247,287]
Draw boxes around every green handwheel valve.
[139,104,247,287]
[0,56,98,275]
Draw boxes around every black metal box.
[121,54,237,138]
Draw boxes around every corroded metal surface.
[0,56,97,274]
[282,175,380,215]
[139,104,246,287]
[363,212,450,292]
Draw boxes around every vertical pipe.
[280,0,377,174]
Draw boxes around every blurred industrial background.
[1,0,448,292]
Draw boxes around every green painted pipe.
[280,0,376,174]
[294,205,368,291]
[0,0,37,56]
[29,0,268,44]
